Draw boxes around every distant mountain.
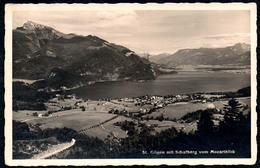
[149,53,171,63]
[154,43,250,67]
[13,21,156,90]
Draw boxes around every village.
[24,92,221,118]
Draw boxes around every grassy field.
[13,108,134,140]
[13,110,48,122]
[73,115,132,140]
[237,97,250,106]
[140,119,197,134]
[144,97,250,120]
[23,110,116,131]
[212,97,250,113]
[145,102,216,120]
[81,127,111,140]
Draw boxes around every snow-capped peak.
[20,21,64,37]
[22,21,46,30]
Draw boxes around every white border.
[5,3,257,166]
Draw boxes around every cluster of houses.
[55,94,77,101]
[33,94,84,118]
[107,93,227,120]
[38,92,225,120]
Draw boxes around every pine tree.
[197,109,214,135]
[220,98,245,133]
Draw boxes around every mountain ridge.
[153,43,250,67]
[13,21,156,90]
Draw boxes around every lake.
[70,71,250,100]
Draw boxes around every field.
[13,110,49,122]
[145,102,216,120]
[13,107,134,140]
[237,97,250,106]
[211,98,250,114]
[139,119,197,134]
[82,115,133,140]
[144,98,250,120]
[24,110,115,130]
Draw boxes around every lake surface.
[70,71,250,100]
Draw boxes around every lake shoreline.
[67,71,250,100]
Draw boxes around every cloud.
[12,10,251,54]
[95,10,139,28]
[204,33,250,40]
[97,10,136,20]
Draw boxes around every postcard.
[5,3,257,166]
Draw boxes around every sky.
[13,10,250,54]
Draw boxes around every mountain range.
[150,43,250,67]
[13,21,156,90]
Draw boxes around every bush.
[81,106,86,111]
[32,112,38,116]
[64,106,72,110]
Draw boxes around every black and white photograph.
[5,3,257,166]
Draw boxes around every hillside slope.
[13,21,156,90]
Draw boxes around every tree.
[32,112,38,116]
[197,109,214,135]
[217,99,250,154]
[157,114,164,122]
[219,99,245,133]
[80,105,86,111]
[13,120,30,140]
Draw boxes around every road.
[31,138,76,159]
